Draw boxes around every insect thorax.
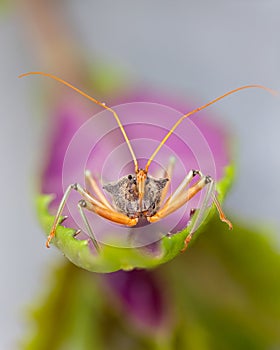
[103,174,169,218]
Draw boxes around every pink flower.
[33,77,234,334]
[37,81,232,272]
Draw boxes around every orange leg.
[80,199,138,226]
[213,195,233,229]
[85,170,114,210]
[148,172,232,251]
[148,176,211,223]
[47,182,138,248]
[164,169,202,206]
[181,176,215,252]
[159,157,176,206]
[182,180,232,251]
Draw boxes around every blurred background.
[1,0,280,349]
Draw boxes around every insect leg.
[159,157,176,205]
[163,169,232,230]
[181,177,215,252]
[47,184,76,248]
[148,176,211,223]
[47,183,109,248]
[85,170,114,210]
[77,200,100,252]
[181,177,232,251]
[163,169,202,206]
[80,200,138,227]
[212,195,233,229]
[148,172,232,251]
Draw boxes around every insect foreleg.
[82,200,139,227]
[85,170,114,210]
[47,183,108,248]
[159,157,176,206]
[164,169,202,206]
[148,176,211,224]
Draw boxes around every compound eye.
[128,174,133,180]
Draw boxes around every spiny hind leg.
[181,174,232,251]
[181,176,216,252]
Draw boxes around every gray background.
[1,1,280,348]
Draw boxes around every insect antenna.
[145,84,277,172]
[18,71,139,172]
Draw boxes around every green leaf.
[21,263,104,350]
[21,263,167,350]
[37,165,234,273]
[88,61,128,97]
[0,0,12,15]
[163,217,280,350]
[22,213,280,350]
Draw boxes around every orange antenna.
[145,84,277,171]
[19,71,139,172]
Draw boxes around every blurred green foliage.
[0,0,12,15]
[22,216,280,350]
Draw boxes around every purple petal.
[102,269,170,332]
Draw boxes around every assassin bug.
[19,72,276,251]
